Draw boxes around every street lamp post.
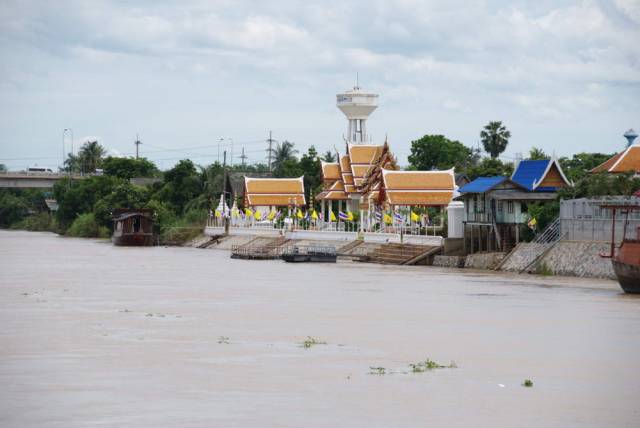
[62,128,73,172]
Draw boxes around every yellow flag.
[215,210,221,218]
[268,210,276,220]
[244,208,253,217]
[254,210,261,220]
[410,211,420,222]
[383,213,393,224]
[330,211,337,221]
[311,210,318,220]
[297,209,304,219]
[347,211,354,221]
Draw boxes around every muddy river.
[1,230,639,427]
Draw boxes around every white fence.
[560,197,640,243]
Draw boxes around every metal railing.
[206,216,443,236]
[532,217,561,244]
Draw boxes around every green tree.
[559,152,614,182]
[152,160,202,213]
[0,190,29,227]
[93,182,150,228]
[480,121,511,158]
[467,157,514,180]
[269,141,298,171]
[102,157,159,179]
[407,135,473,171]
[273,159,303,178]
[559,172,640,199]
[298,146,322,203]
[0,164,7,172]
[53,176,121,229]
[528,147,550,160]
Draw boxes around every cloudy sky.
[1,0,638,170]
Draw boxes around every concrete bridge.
[0,172,86,189]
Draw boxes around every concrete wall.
[403,235,443,246]
[286,230,357,241]
[204,226,282,237]
[500,243,549,272]
[363,232,399,243]
[362,232,443,246]
[464,252,506,270]
[433,255,465,268]
[537,241,615,279]
[498,240,615,279]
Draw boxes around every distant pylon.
[135,134,142,159]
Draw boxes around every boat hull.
[112,233,154,246]
[612,260,640,293]
[282,254,337,263]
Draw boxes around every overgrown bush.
[10,212,54,232]
[159,208,208,244]
[67,213,110,238]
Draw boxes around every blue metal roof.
[458,176,507,193]
[511,160,550,191]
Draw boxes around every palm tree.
[528,147,549,160]
[77,140,106,173]
[322,150,336,163]
[269,140,298,171]
[480,121,511,158]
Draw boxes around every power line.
[267,130,276,172]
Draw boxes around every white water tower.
[337,85,378,144]
[624,129,638,147]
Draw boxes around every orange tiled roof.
[321,161,341,181]
[244,176,305,207]
[591,145,640,174]
[246,194,305,206]
[348,144,384,164]
[382,169,456,206]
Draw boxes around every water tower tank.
[336,86,378,143]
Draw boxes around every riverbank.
[1,230,635,427]
[188,231,619,282]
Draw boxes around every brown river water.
[1,230,639,427]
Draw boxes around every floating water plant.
[409,359,457,373]
[302,336,326,348]
[522,379,534,387]
[369,366,386,375]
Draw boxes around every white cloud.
[0,0,638,168]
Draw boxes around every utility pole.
[135,134,142,160]
[222,150,229,234]
[240,147,247,167]
[267,130,275,172]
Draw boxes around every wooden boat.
[112,209,155,246]
[282,245,337,263]
[600,204,640,293]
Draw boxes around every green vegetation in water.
[522,379,534,387]
[218,336,230,344]
[302,336,327,348]
[369,367,386,375]
[409,359,457,373]
[536,262,553,276]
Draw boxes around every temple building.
[315,85,458,230]
[591,139,640,175]
[243,176,305,213]
[457,158,572,254]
